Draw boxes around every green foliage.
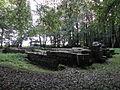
[62,0,93,46]
[0,0,11,28]
[0,0,32,47]
[28,6,65,38]
[12,0,32,37]
[86,0,120,47]
[0,0,32,30]
[1,0,120,47]
[28,25,45,37]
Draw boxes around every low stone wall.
[18,47,34,52]
[76,54,93,66]
[27,50,93,70]
[27,52,59,70]
[2,47,115,70]
[47,51,77,67]
[2,47,35,54]
[47,51,93,67]
[102,49,112,58]
[91,46,115,63]
[2,48,26,53]
[91,50,106,63]
[98,49,115,59]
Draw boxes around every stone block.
[27,52,59,70]
[2,48,26,53]
[76,54,93,66]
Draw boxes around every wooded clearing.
[0,0,120,90]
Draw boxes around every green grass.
[81,48,120,74]
[109,48,120,53]
[34,49,47,52]
[0,53,52,73]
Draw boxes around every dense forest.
[0,0,120,48]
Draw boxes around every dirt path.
[0,67,120,90]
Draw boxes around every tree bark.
[0,27,5,48]
[111,18,116,48]
[76,22,79,46]
[38,34,42,46]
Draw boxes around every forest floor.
[0,48,120,90]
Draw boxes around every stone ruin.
[27,52,59,70]
[90,42,115,63]
[2,47,34,53]
[2,47,26,54]
[2,46,115,70]
[26,48,93,70]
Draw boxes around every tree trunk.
[62,39,65,47]
[42,35,47,47]
[115,25,120,48]
[118,25,120,47]
[52,36,56,47]
[50,36,53,46]
[18,38,23,47]
[0,27,5,48]
[57,34,60,47]
[38,34,42,46]
[76,22,79,46]
[68,32,72,47]
[29,37,32,46]
[111,19,116,48]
